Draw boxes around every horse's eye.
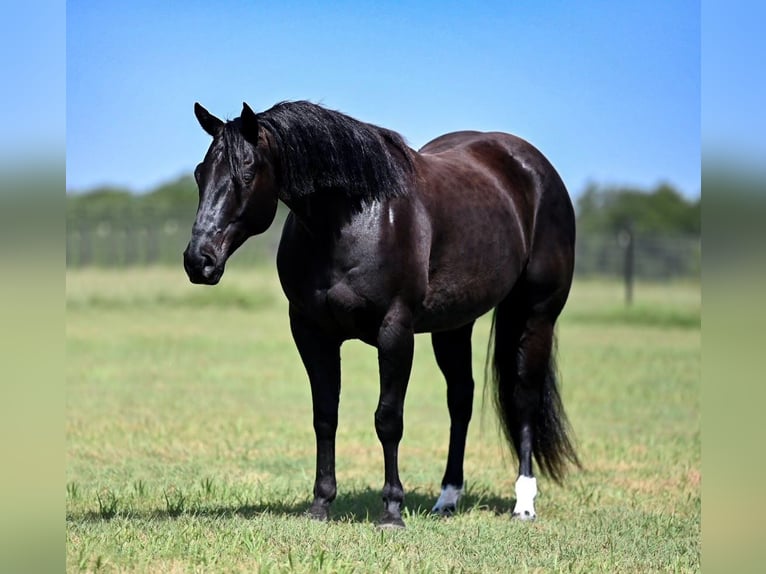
[194,165,202,182]
[242,171,255,184]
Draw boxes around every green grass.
[66,268,700,573]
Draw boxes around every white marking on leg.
[512,475,537,520]
[432,484,463,514]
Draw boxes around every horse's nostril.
[199,251,218,281]
[201,252,215,269]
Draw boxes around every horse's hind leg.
[492,283,579,520]
[430,321,475,515]
[508,311,556,520]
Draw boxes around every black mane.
[246,101,415,202]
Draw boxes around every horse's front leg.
[289,307,341,521]
[375,303,414,528]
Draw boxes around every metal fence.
[66,207,283,268]
[65,209,700,280]
[575,232,699,280]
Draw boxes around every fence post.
[79,226,92,267]
[619,226,635,306]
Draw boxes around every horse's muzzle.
[183,243,223,285]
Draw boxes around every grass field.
[66,267,700,573]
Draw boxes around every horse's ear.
[194,102,223,137]
[240,102,259,145]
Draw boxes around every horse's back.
[418,131,487,155]
[413,130,575,329]
[419,129,574,261]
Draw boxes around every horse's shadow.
[71,487,514,524]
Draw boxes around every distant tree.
[66,176,198,225]
[66,186,135,223]
[575,183,700,235]
[140,175,197,215]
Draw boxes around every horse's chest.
[278,241,390,343]
[278,206,423,334]
[279,274,385,344]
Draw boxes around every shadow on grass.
[68,487,514,524]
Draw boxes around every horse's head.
[183,102,278,285]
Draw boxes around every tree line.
[67,176,700,236]
[66,176,700,278]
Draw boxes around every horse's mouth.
[183,246,226,285]
[187,265,224,285]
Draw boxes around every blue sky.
[66,1,700,197]
[702,1,766,170]
[0,0,64,163]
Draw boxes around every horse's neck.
[281,192,368,236]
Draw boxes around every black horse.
[184,101,579,527]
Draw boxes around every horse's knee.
[313,415,337,440]
[374,404,403,443]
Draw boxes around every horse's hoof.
[431,503,456,517]
[307,504,330,522]
[512,476,537,521]
[377,519,406,530]
[377,512,406,529]
[431,484,462,516]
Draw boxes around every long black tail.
[487,298,580,483]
